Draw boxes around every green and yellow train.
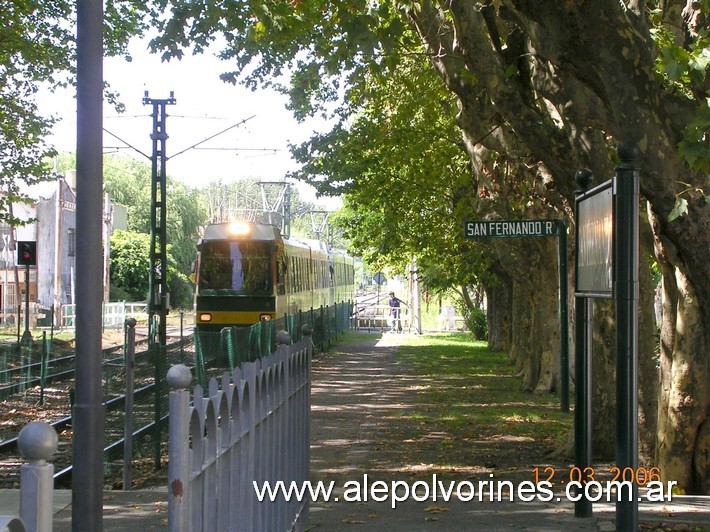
[194,221,354,331]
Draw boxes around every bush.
[109,283,135,302]
[466,307,488,341]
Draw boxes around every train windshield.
[198,241,273,295]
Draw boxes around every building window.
[68,228,75,257]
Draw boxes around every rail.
[0,302,353,494]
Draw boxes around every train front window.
[199,241,273,295]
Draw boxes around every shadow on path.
[308,333,710,531]
[308,333,601,531]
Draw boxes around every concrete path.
[307,332,710,531]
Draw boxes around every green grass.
[393,332,571,447]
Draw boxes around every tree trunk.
[492,238,560,393]
[655,257,709,492]
[408,0,710,493]
[485,273,512,352]
[589,299,618,460]
[637,239,659,464]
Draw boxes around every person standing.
[388,291,405,332]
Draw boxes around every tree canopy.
[1,0,707,494]
[149,0,709,493]
[0,0,151,225]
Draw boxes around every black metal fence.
[192,302,353,388]
[0,302,353,486]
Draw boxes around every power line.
[103,128,151,159]
[193,147,279,152]
[170,115,256,159]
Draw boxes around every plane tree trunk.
[409,0,709,492]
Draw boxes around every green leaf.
[668,197,688,222]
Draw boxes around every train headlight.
[199,313,212,322]
[260,314,272,321]
[228,221,251,236]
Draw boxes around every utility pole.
[142,91,175,350]
[143,91,175,470]
[74,0,104,528]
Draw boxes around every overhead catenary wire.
[103,128,151,160]
[169,115,256,159]
[104,115,269,161]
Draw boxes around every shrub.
[466,307,488,341]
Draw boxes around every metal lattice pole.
[143,92,176,469]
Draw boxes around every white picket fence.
[61,301,148,329]
[167,328,312,532]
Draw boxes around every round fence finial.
[125,317,137,328]
[276,330,291,345]
[301,324,313,336]
[617,140,639,164]
[167,364,192,389]
[575,168,594,190]
[18,422,58,462]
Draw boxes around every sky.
[41,38,338,207]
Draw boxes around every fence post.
[167,364,192,532]
[275,330,290,532]
[18,422,58,532]
[179,311,184,355]
[301,323,313,530]
[123,318,137,490]
[39,333,47,406]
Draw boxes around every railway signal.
[17,241,37,345]
[17,241,37,266]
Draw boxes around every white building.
[0,171,126,327]
[0,197,37,324]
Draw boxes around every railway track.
[0,332,196,489]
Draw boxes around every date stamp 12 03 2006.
[532,466,678,502]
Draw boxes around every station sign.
[464,219,559,238]
[575,181,613,295]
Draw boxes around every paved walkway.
[307,333,709,531]
[0,332,708,530]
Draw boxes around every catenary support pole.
[74,0,105,529]
[143,93,175,469]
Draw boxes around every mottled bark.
[638,240,659,463]
[494,238,560,393]
[654,235,709,491]
[409,0,709,492]
[590,299,617,459]
[485,272,512,352]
